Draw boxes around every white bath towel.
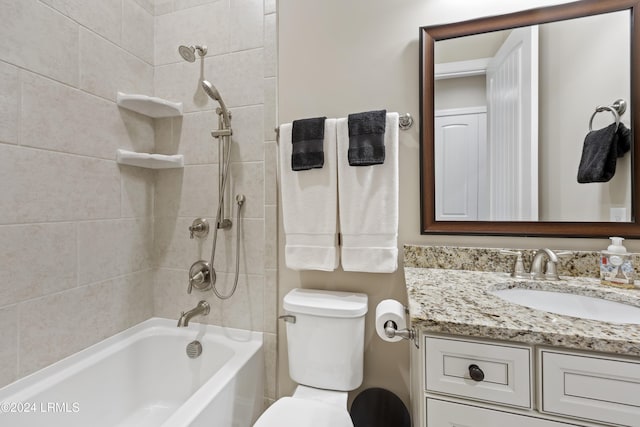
[337,112,399,273]
[279,119,339,271]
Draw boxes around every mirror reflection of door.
[486,26,538,221]
[435,109,486,221]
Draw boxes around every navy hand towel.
[347,109,387,166]
[291,117,326,171]
[577,122,631,183]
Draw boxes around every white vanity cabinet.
[412,334,640,427]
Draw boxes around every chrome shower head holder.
[178,45,208,62]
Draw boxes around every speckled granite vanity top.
[404,245,640,356]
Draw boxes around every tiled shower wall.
[0,0,278,405]
[0,0,156,386]
[151,0,278,405]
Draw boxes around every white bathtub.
[0,318,263,427]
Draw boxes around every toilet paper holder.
[384,320,418,348]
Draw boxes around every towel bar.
[275,112,413,140]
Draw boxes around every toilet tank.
[283,288,368,391]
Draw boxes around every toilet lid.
[253,397,353,427]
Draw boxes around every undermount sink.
[489,288,640,324]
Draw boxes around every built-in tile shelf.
[116,92,183,118]
[116,149,184,169]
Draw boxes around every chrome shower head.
[178,45,208,62]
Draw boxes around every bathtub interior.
[0,318,263,427]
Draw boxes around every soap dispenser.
[600,237,635,288]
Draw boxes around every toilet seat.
[253,397,353,427]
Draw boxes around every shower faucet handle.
[189,218,209,239]
[188,260,213,294]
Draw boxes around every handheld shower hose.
[202,79,243,300]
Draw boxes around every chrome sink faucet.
[530,248,559,280]
[177,300,210,327]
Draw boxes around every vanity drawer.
[424,336,532,408]
[540,349,640,426]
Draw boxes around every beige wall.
[278,0,639,412]
[0,0,155,386]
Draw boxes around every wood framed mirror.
[420,0,640,237]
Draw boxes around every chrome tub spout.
[177,300,210,327]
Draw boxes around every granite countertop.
[405,267,640,356]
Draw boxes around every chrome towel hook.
[588,98,626,131]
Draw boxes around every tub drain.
[186,340,203,358]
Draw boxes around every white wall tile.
[264,205,277,269]
[0,223,77,307]
[230,161,264,220]
[80,28,154,102]
[156,52,264,114]
[106,272,154,331]
[154,61,213,114]
[229,105,264,162]
[133,0,155,15]
[77,219,153,285]
[173,0,214,12]
[154,2,229,66]
[214,218,264,275]
[18,273,152,376]
[0,0,79,86]
[0,62,19,145]
[0,145,121,224]
[205,49,265,108]
[153,268,222,325]
[174,112,221,165]
[21,72,153,159]
[121,166,155,218]
[154,0,175,16]
[211,272,264,331]
[122,0,155,64]
[230,0,264,52]
[263,77,277,140]
[18,282,112,376]
[154,217,216,269]
[264,141,277,205]
[40,0,122,45]
[263,332,277,399]
[264,0,276,15]
[0,305,18,388]
[263,269,276,334]
[264,13,277,78]
[155,166,219,218]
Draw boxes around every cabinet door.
[540,349,640,426]
[427,399,578,427]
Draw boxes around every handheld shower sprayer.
[201,80,231,129]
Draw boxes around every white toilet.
[254,288,368,427]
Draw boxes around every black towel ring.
[588,98,626,131]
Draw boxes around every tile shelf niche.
[116,149,184,169]
[116,92,183,118]
[115,92,184,169]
